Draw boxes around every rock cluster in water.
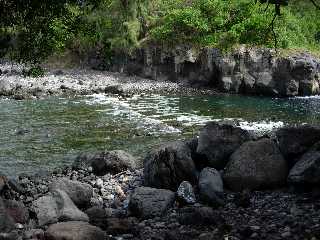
[1,122,320,239]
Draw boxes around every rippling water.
[1,93,320,177]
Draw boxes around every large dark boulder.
[276,125,320,164]
[45,221,105,240]
[49,178,93,208]
[91,150,136,176]
[196,122,251,170]
[0,198,15,233]
[288,142,320,186]
[198,168,224,207]
[129,187,175,219]
[144,141,197,190]
[224,138,288,191]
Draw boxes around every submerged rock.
[129,187,175,219]
[196,122,251,169]
[198,168,224,207]
[91,150,136,176]
[144,141,197,190]
[224,138,288,191]
[45,221,105,240]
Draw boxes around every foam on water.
[84,94,285,135]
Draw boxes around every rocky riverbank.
[0,62,218,100]
[1,123,320,240]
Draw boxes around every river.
[1,93,320,177]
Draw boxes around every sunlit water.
[1,93,320,177]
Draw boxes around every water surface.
[1,93,320,177]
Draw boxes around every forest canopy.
[0,0,319,63]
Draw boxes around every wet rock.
[177,181,196,205]
[91,150,136,176]
[177,206,224,226]
[33,190,89,226]
[45,221,105,240]
[288,142,320,186]
[276,125,320,164]
[224,138,288,191]
[198,168,224,207]
[4,200,29,224]
[0,198,15,233]
[129,187,175,219]
[49,178,93,207]
[196,122,251,169]
[144,141,197,190]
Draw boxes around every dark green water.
[1,93,320,177]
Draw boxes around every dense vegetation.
[0,0,319,64]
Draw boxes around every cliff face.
[107,45,320,97]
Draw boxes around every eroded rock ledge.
[1,123,320,240]
[108,45,320,97]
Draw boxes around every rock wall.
[109,45,320,97]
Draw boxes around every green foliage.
[1,0,320,63]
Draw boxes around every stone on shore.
[91,150,136,176]
[177,206,224,226]
[177,181,196,205]
[129,187,175,219]
[276,125,320,163]
[33,190,88,226]
[0,198,15,233]
[4,200,29,224]
[288,142,320,186]
[49,178,93,207]
[196,122,251,169]
[144,141,197,190]
[198,168,224,207]
[224,138,288,191]
[45,221,105,240]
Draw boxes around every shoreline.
[1,123,320,239]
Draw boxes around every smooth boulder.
[276,125,320,162]
[45,221,105,240]
[91,150,136,176]
[198,168,224,206]
[144,141,197,190]
[129,187,175,219]
[33,190,88,226]
[224,138,288,191]
[288,142,320,186]
[50,178,93,207]
[196,122,251,169]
